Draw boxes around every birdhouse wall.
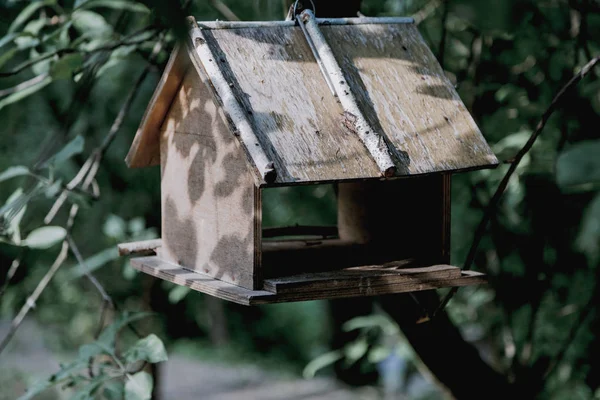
[338,174,451,266]
[158,68,261,290]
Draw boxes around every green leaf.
[0,32,19,49]
[41,135,85,168]
[72,10,112,37]
[344,337,369,363]
[22,226,66,249]
[98,312,153,347]
[0,166,30,182]
[124,334,168,364]
[168,285,190,304]
[17,361,86,400]
[14,19,46,49]
[576,192,600,265]
[125,372,153,400]
[50,53,84,80]
[0,47,19,69]
[556,140,600,192]
[103,382,125,400]
[368,346,392,364]
[68,247,119,279]
[78,342,107,360]
[0,75,52,112]
[302,350,343,379]
[9,0,56,33]
[78,0,150,13]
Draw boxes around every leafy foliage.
[19,313,166,400]
[0,0,599,399]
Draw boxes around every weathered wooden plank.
[130,256,275,306]
[264,264,461,293]
[130,256,485,305]
[200,23,497,184]
[259,270,486,303]
[118,239,162,256]
[126,45,188,168]
[325,23,499,175]
[195,17,415,30]
[159,68,260,289]
[189,26,276,183]
[206,26,382,183]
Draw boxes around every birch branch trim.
[187,24,276,183]
[300,10,397,177]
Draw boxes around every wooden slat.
[159,69,259,289]
[118,239,162,256]
[130,256,486,305]
[325,24,498,175]
[261,270,486,303]
[131,256,275,306]
[206,26,382,183]
[126,45,189,168]
[263,264,461,293]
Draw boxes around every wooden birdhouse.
[118,11,498,305]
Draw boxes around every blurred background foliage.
[0,0,599,399]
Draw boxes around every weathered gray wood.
[325,23,498,175]
[206,25,382,183]
[300,9,396,177]
[130,256,486,305]
[159,68,260,289]
[126,45,188,168]
[189,26,276,183]
[264,264,460,293]
[201,23,497,183]
[194,17,415,30]
[127,20,497,182]
[337,177,448,266]
[118,239,162,256]
[131,256,274,306]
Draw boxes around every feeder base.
[130,256,486,306]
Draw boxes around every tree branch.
[0,30,158,78]
[434,55,600,316]
[0,205,77,356]
[209,0,241,21]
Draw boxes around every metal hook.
[292,0,316,19]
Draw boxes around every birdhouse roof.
[126,16,498,186]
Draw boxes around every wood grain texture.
[126,45,188,168]
[206,26,382,183]
[264,264,461,293]
[130,256,486,305]
[127,22,497,182]
[159,68,260,289]
[325,23,499,175]
[131,256,274,306]
[201,23,497,183]
[118,239,162,256]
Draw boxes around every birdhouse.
[118,11,498,305]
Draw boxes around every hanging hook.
[292,0,316,20]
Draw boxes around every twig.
[67,235,113,304]
[0,257,23,300]
[411,0,442,25]
[45,38,163,224]
[209,0,241,21]
[438,0,450,68]
[433,55,600,317]
[0,73,49,97]
[544,294,596,379]
[0,30,157,78]
[0,205,76,356]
